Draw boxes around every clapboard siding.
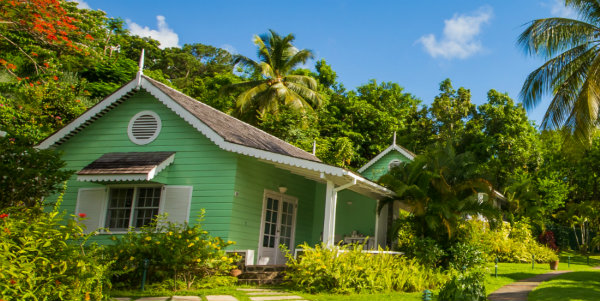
[361,150,412,181]
[229,155,319,253]
[52,91,238,243]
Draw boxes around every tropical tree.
[379,145,501,243]
[225,30,322,119]
[518,0,600,143]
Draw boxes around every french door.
[258,191,297,265]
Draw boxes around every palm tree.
[225,30,322,119]
[519,0,600,143]
[379,145,501,243]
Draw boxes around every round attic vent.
[128,111,161,145]
[388,159,401,171]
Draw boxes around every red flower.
[9,279,16,285]
[85,34,94,40]
[4,228,10,234]
[53,75,58,81]
[31,52,38,57]
[0,213,8,219]
[78,213,87,218]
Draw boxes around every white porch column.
[322,178,357,247]
[322,180,337,247]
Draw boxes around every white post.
[322,180,337,247]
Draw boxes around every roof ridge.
[142,75,320,161]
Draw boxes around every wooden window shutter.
[160,186,192,225]
[75,188,107,234]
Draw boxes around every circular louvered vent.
[127,111,161,145]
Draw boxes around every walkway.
[488,270,571,301]
[111,288,307,301]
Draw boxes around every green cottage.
[36,68,396,265]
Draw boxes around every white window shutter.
[160,186,192,225]
[75,188,107,234]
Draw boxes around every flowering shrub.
[538,230,559,251]
[284,243,448,294]
[106,211,238,290]
[0,205,110,300]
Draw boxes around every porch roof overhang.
[77,151,175,182]
[259,159,395,200]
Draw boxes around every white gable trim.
[36,80,138,150]
[358,144,415,173]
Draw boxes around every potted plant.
[539,230,559,270]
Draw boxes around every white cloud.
[418,7,492,60]
[126,16,180,49]
[550,0,577,18]
[68,0,91,9]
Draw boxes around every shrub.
[448,242,485,271]
[0,205,110,300]
[463,219,558,263]
[538,230,559,251]
[438,270,487,301]
[0,139,72,209]
[284,243,448,294]
[106,211,238,290]
[409,237,446,267]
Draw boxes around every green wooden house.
[36,70,395,265]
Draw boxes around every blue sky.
[75,0,578,125]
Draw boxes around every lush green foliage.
[463,220,558,263]
[106,212,238,290]
[447,242,486,271]
[0,139,72,208]
[283,243,448,294]
[0,205,110,300]
[380,144,501,243]
[438,270,487,301]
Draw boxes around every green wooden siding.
[361,150,412,181]
[51,91,238,244]
[229,156,319,252]
[311,184,377,243]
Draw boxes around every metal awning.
[77,152,175,182]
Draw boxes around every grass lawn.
[485,252,600,294]
[109,253,600,301]
[528,270,600,301]
[526,253,600,301]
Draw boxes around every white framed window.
[388,159,402,171]
[105,186,162,231]
[76,185,193,234]
[127,110,162,145]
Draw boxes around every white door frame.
[257,189,298,265]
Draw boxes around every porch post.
[322,180,337,247]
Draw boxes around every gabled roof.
[358,143,416,173]
[36,75,394,199]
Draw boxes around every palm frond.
[284,81,322,108]
[236,83,269,113]
[285,74,318,90]
[520,44,594,110]
[518,17,598,59]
